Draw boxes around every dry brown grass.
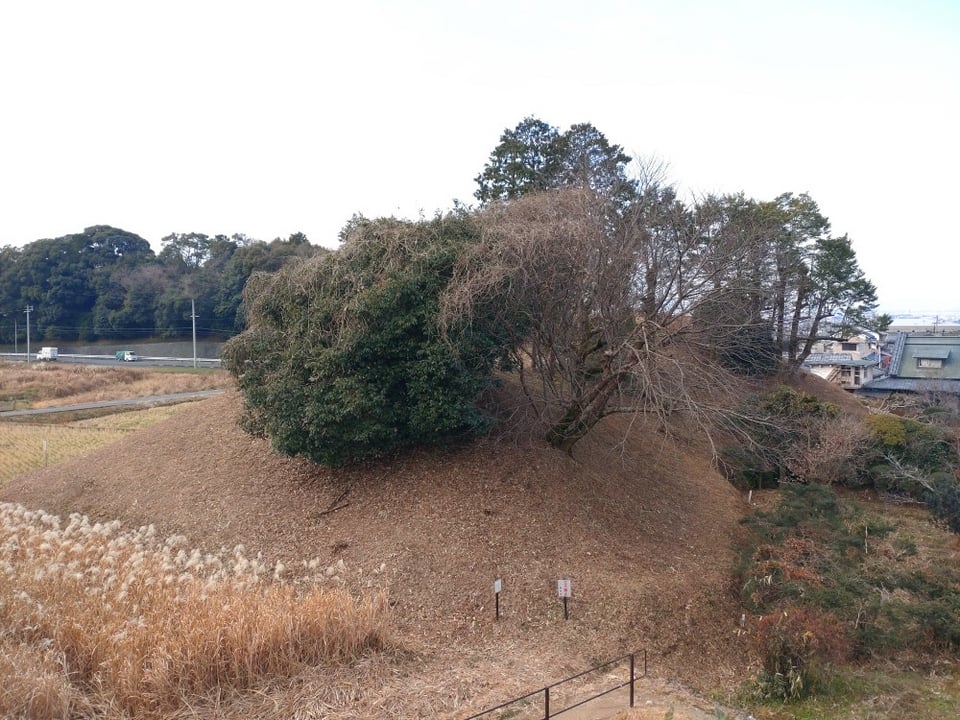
[0,406,186,485]
[1,386,753,718]
[0,503,391,718]
[0,361,228,410]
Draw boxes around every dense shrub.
[760,386,841,420]
[722,387,854,487]
[859,413,958,505]
[725,393,958,523]
[862,414,955,477]
[752,607,851,700]
[863,413,907,446]
[920,403,960,427]
[927,472,960,534]
[223,213,509,466]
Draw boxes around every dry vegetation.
[0,406,185,484]
[9,364,952,719]
[0,360,228,411]
[0,503,390,719]
[1,379,752,719]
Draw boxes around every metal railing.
[463,650,645,720]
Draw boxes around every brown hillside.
[781,369,871,417]
[1,389,750,718]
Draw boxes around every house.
[810,332,880,360]
[803,352,877,390]
[858,333,960,404]
[802,332,883,390]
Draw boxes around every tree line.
[0,228,321,344]
[223,116,886,465]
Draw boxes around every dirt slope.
[1,389,751,718]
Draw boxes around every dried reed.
[0,502,390,718]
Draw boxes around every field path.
[0,389,224,417]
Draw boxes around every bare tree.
[786,414,869,484]
[440,180,761,453]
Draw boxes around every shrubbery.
[725,388,960,533]
[738,483,960,701]
[862,413,955,479]
[723,386,851,487]
[927,471,960,534]
[751,608,851,700]
[860,413,960,531]
[223,213,509,466]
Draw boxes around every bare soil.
[1,384,761,718]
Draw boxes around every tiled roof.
[894,334,960,380]
[805,353,853,364]
[860,377,960,394]
[914,348,951,360]
[804,353,875,367]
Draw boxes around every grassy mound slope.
[1,386,749,717]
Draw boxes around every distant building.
[809,332,880,360]
[804,353,877,389]
[888,323,960,334]
[888,313,960,334]
[802,333,884,390]
[858,333,960,404]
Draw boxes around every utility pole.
[191,298,198,369]
[24,305,33,363]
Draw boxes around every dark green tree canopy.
[474,117,637,207]
[223,213,507,466]
[1,228,320,344]
[555,122,636,209]
[474,117,562,203]
[3,226,155,341]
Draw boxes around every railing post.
[459,649,647,720]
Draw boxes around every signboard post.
[557,579,572,620]
[494,578,502,620]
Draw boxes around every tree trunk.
[546,369,621,453]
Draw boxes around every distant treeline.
[0,227,323,343]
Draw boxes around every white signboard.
[494,578,502,594]
[557,579,572,598]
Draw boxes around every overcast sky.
[1,0,957,314]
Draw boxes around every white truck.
[115,350,138,362]
[36,347,59,361]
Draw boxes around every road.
[0,353,221,368]
[0,389,225,418]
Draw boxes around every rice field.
[0,406,185,485]
[0,503,390,718]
